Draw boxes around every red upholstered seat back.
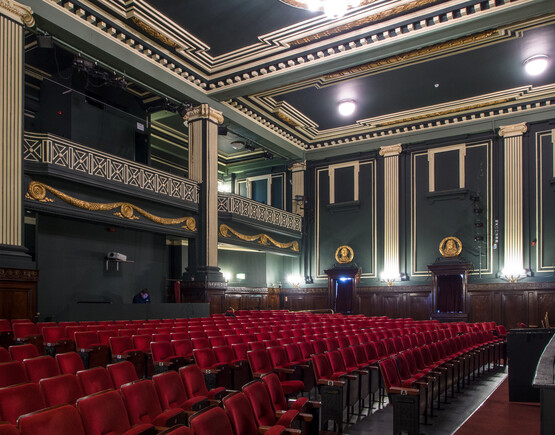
[153,370,188,409]
[298,342,313,360]
[311,353,333,380]
[39,373,83,406]
[283,343,302,363]
[243,381,277,426]
[213,345,236,364]
[327,350,346,373]
[12,323,38,340]
[232,343,248,360]
[223,392,259,435]
[0,382,46,424]
[77,367,114,395]
[179,364,209,398]
[74,331,101,349]
[248,341,265,351]
[42,326,67,343]
[9,344,39,362]
[172,339,193,358]
[193,348,218,369]
[120,379,164,425]
[267,346,288,368]
[151,341,174,362]
[107,361,138,389]
[394,354,412,381]
[18,404,86,435]
[339,347,358,370]
[192,338,211,349]
[261,373,287,411]
[379,357,402,390]
[0,423,19,435]
[109,336,133,354]
[0,361,28,387]
[56,352,84,375]
[153,333,171,342]
[189,404,234,435]
[132,334,151,352]
[0,348,10,363]
[351,344,367,365]
[209,336,227,347]
[247,349,272,375]
[77,390,138,435]
[23,356,60,383]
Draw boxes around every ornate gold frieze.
[184,104,224,125]
[219,224,299,252]
[131,17,181,49]
[0,0,34,27]
[25,181,197,231]
[289,0,441,46]
[0,267,39,281]
[324,30,499,80]
[275,110,301,127]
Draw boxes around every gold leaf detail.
[219,224,299,252]
[131,17,181,49]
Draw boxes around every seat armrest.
[274,367,295,374]
[318,379,345,387]
[298,412,313,422]
[388,386,420,396]
[201,367,221,374]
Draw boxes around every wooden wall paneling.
[0,282,36,320]
[241,295,267,311]
[502,292,528,329]
[311,295,329,310]
[537,292,555,327]
[467,292,493,323]
[383,295,402,319]
[205,289,225,315]
[407,293,431,320]
[528,291,538,327]
[225,294,242,312]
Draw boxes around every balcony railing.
[218,193,302,233]
[23,132,199,204]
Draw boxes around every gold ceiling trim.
[131,17,181,49]
[325,29,499,80]
[275,110,301,127]
[25,181,197,231]
[219,224,299,252]
[373,97,513,127]
[280,0,376,9]
[289,0,440,46]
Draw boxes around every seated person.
[133,288,151,304]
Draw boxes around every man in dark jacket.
[133,288,151,303]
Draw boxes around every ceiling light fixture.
[523,55,549,76]
[280,0,363,18]
[338,100,356,116]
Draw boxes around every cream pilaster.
[379,144,402,283]
[290,161,306,216]
[183,104,223,272]
[0,1,33,265]
[499,122,527,278]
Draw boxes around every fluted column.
[499,122,527,279]
[182,104,224,284]
[379,144,402,284]
[0,1,34,266]
[290,162,306,216]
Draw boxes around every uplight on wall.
[499,267,527,283]
[380,271,399,286]
[287,274,304,288]
[222,271,232,282]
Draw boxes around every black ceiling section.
[274,24,555,130]
[144,0,319,57]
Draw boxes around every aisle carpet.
[454,378,540,435]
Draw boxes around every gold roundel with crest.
[439,236,462,258]
[335,245,354,264]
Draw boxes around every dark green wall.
[35,214,168,321]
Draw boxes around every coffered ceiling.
[25,0,555,160]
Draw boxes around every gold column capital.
[379,143,402,157]
[0,0,34,26]
[183,103,223,125]
[498,122,527,138]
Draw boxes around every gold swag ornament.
[439,236,462,258]
[25,181,197,231]
[335,245,354,264]
[219,224,299,252]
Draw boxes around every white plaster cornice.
[290,161,306,172]
[0,0,34,26]
[498,122,528,138]
[379,144,402,157]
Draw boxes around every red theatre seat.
[18,404,86,435]
[39,373,84,406]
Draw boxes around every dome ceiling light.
[338,100,356,116]
[523,55,549,76]
[280,0,364,18]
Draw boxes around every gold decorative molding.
[25,181,197,231]
[379,144,402,157]
[335,245,354,264]
[219,224,299,252]
[290,0,441,46]
[0,0,34,27]
[275,110,301,127]
[184,104,224,125]
[439,236,462,258]
[279,0,376,9]
[324,30,499,80]
[131,17,180,49]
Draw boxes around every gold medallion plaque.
[439,236,462,258]
[335,245,354,264]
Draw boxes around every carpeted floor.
[454,378,540,435]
